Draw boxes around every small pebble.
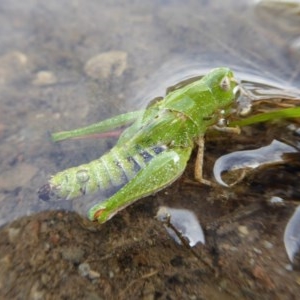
[285,264,293,271]
[262,241,273,249]
[88,270,101,280]
[238,225,249,236]
[78,262,90,277]
[78,262,100,280]
[253,248,262,255]
[109,271,114,278]
[269,196,284,205]
[32,70,57,86]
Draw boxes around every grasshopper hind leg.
[88,146,192,223]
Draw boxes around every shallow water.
[1,0,300,299]
[0,0,299,225]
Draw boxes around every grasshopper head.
[203,67,238,107]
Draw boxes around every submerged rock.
[32,71,57,86]
[84,51,128,80]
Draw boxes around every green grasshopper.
[38,67,239,223]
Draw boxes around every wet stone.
[84,51,128,79]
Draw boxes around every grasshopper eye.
[220,76,231,91]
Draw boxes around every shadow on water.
[0,0,300,299]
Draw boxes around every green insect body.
[38,67,238,223]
